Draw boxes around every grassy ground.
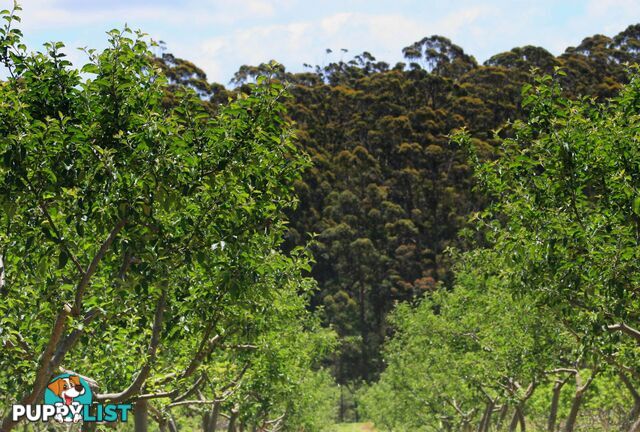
[332,422,377,432]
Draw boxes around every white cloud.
[245,0,276,16]
[16,0,283,30]
[585,0,640,33]
[188,7,498,82]
[8,0,640,84]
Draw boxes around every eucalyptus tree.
[402,35,477,78]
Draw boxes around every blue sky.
[10,0,640,84]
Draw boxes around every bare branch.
[619,371,640,402]
[181,334,221,379]
[545,368,579,375]
[139,373,208,402]
[29,303,72,403]
[136,390,177,401]
[264,413,286,425]
[166,399,218,408]
[221,343,258,351]
[607,323,640,343]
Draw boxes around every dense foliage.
[0,6,336,432]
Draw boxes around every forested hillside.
[157,24,640,389]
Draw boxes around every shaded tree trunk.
[358,280,369,382]
[168,416,179,432]
[619,372,640,431]
[517,407,526,432]
[339,386,344,422]
[228,408,239,432]
[548,377,569,432]
[462,419,473,432]
[135,399,148,432]
[496,404,509,431]
[484,405,497,432]
[206,401,221,432]
[563,390,585,432]
[509,406,526,432]
[81,421,97,432]
[477,400,494,432]
[629,415,640,432]
[563,371,596,432]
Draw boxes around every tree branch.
[545,368,579,375]
[51,308,103,366]
[607,323,640,343]
[38,202,84,275]
[166,399,219,408]
[153,330,222,387]
[73,218,127,315]
[1,303,71,431]
[96,289,166,402]
[173,373,206,403]
[0,253,5,293]
[619,371,640,402]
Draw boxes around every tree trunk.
[496,404,509,431]
[619,372,640,431]
[509,406,526,432]
[168,416,179,432]
[81,421,97,432]
[477,401,494,432]
[517,407,526,432]
[563,390,584,432]
[509,408,519,432]
[563,371,595,432]
[564,370,598,432]
[228,409,239,432]
[629,404,640,432]
[358,280,369,382]
[484,405,495,432]
[629,415,640,432]
[462,419,473,432]
[477,408,487,432]
[548,378,568,432]
[629,400,640,429]
[206,401,221,432]
[135,399,149,432]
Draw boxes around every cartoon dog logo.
[44,374,91,423]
